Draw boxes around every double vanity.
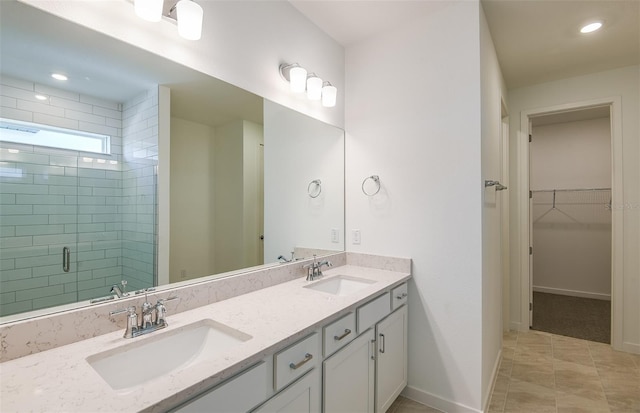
[0,254,410,412]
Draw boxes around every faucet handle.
[109,306,138,339]
[109,306,136,317]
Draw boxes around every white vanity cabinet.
[171,359,273,413]
[375,304,408,412]
[253,369,321,413]
[171,281,408,413]
[323,329,376,413]
[323,283,408,413]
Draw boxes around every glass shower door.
[0,144,80,317]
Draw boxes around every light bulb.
[322,82,337,107]
[176,0,204,40]
[289,66,308,93]
[134,0,163,22]
[306,74,323,100]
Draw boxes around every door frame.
[517,96,623,349]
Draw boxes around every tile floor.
[389,330,640,413]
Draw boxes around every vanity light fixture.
[134,0,163,22]
[132,0,204,41]
[174,0,204,40]
[35,94,48,101]
[279,62,337,107]
[306,74,323,100]
[580,21,603,34]
[321,82,337,108]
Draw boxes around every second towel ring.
[308,179,322,198]
[362,175,381,196]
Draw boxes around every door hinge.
[529,134,532,143]
[529,246,533,255]
[530,190,533,199]
[529,302,533,311]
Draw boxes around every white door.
[528,120,534,327]
[375,306,408,413]
[323,329,375,413]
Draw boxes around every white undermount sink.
[304,275,376,296]
[86,319,252,392]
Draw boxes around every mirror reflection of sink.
[86,319,252,391]
[304,275,376,296]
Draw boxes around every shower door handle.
[62,247,70,272]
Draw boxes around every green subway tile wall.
[0,76,158,317]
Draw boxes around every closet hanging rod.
[531,187,611,193]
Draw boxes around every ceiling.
[291,0,640,89]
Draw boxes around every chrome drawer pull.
[289,353,313,370]
[334,329,351,341]
[396,292,408,299]
[379,334,386,353]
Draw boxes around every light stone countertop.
[0,265,410,413]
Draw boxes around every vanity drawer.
[274,332,320,391]
[173,360,271,413]
[391,283,408,310]
[357,292,390,334]
[323,312,356,357]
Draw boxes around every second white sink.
[304,275,376,296]
[87,319,252,392]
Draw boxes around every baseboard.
[533,286,611,301]
[401,385,481,413]
[483,349,502,412]
[622,341,640,355]
[509,321,524,332]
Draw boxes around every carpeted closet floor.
[531,292,611,344]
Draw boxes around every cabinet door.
[323,329,375,413]
[254,368,321,413]
[375,305,408,413]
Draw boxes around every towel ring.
[362,175,381,196]
[308,179,322,198]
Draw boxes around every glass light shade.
[289,66,308,93]
[322,83,337,107]
[177,0,204,40]
[134,0,163,22]
[306,75,323,100]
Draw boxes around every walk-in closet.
[530,106,612,343]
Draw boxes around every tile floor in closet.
[389,330,640,413]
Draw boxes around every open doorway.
[529,106,612,343]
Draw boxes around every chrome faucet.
[303,255,333,281]
[109,293,178,339]
[110,280,128,299]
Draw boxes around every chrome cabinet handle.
[379,334,386,354]
[62,247,70,272]
[289,353,313,370]
[396,292,408,299]
[334,329,351,341]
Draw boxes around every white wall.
[169,117,215,282]
[345,1,489,411]
[508,65,640,353]
[531,118,612,299]
[18,0,345,129]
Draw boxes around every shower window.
[0,118,110,154]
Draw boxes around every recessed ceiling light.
[580,22,603,34]
[51,73,68,81]
[35,94,48,101]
